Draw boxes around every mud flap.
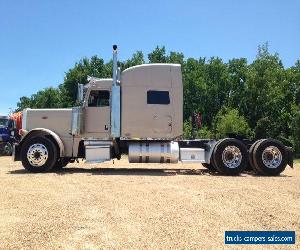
[12,143,21,161]
[286,146,293,168]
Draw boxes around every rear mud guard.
[286,146,294,168]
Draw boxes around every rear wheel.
[247,139,264,171]
[253,139,287,176]
[213,138,248,175]
[210,139,225,171]
[205,139,225,171]
[21,136,58,173]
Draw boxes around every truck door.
[153,115,172,134]
[84,90,111,136]
[147,90,173,135]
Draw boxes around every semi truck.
[0,115,20,155]
[0,115,12,155]
[13,45,293,175]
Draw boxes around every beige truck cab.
[13,46,293,176]
[83,79,112,138]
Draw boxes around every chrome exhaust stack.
[111,45,121,138]
[112,45,118,86]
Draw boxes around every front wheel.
[212,138,248,175]
[21,136,58,173]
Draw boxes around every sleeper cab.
[120,64,183,139]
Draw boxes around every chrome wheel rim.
[27,143,48,167]
[262,146,282,168]
[222,146,242,168]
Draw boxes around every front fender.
[20,128,65,157]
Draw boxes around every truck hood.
[23,108,73,138]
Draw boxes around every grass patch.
[294,158,300,164]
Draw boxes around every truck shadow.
[8,168,292,177]
[9,167,221,176]
[58,168,291,177]
[58,167,222,176]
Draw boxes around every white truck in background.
[13,45,293,175]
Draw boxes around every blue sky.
[0,0,299,115]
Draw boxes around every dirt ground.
[0,156,299,249]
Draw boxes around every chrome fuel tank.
[128,141,179,163]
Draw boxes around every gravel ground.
[0,156,299,249]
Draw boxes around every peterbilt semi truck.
[13,46,293,175]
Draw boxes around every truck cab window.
[147,90,170,105]
[0,118,8,127]
[88,90,110,107]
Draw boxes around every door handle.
[105,125,108,130]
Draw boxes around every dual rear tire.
[210,138,248,175]
[207,138,288,176]
[248,139,287,176]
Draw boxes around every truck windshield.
[0,118,8,127]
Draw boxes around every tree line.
[16,44,300,155]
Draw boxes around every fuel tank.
[128,141,179,163]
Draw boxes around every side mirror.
[7,119,16,130]
[77,84,84,104]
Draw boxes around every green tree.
[16,96,33,111]
[148,46,167,63]
[16,88,62,110]
[227,58,248,110]
[203,57,230,126]
[33,88,62,109]
[182,57,206,121]
[167,51,184,64]
[214,108,253,139]
[59,56,111,107]
[122,51,145,69]
[290,105,300,155]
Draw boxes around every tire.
[210,139,226,171]
[21,136,58,173]
[3,142,13,156]
[253,139,287,176]
[247,139,265,171]
[53,157,69,170]
[202,163,216,171]
[212,138,248,175]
